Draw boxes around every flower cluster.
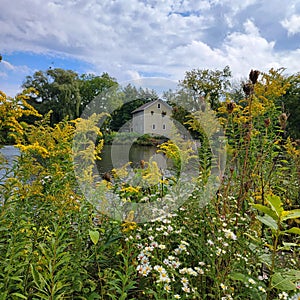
[133,214,202,298]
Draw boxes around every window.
[157,103,161,108]
[162,111,166,117]
[163,124,166,130]
[152,124,156,130]
[151,111,154,115]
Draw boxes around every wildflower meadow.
[0,69,299,299]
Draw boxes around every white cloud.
[163,19,279,80]
[1,61,15,71]
[277,48,300,74]
[243,19,261,36]
[1,60,30,74]
[0,59,33,96]
[126,70,142,81]
[224,30,276,77]
[0,0,299,96]
[281,14,300,36]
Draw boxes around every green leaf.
[33,292,50,300]
[282,209,300,221]
[11,293,28,299]
[89,230,100,245]
[259,253,272,268]
[271,272,297,291]
[266,194,283,217]
[87,292,101,300]
[9,276,23,282]
[252,204,277,220]
[278,242,299,251]
[30,264,41,286]
[73,279,83,292]
[229,272,249,283]
[0,292,8,300]
[103,234,123,248]
[284,227,300,235]
[119,293,128,300]
[257,215,278,230]
[284,269,300,279]
[30,264,47,290]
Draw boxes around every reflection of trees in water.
[96,144,158,175]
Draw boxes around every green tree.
[163,89,202,140]
[179,65,232,111]
[228,79,246,104]
[282,72,300,139]
[22,69,119,126]
[79,72,118,114]
[23,68,82,125]
[109,84,158,132]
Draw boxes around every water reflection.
[97,144,159,174]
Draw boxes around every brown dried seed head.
[279,113,287,122]
[226,101,236,113]
[243,83,253,96]
[102,172,112,182]
[279,113,288,129]
[264,118,271,127]
[249,70,260,84]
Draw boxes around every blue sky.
[1,0,300,97]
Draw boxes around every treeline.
[21,69,158,130]
[1,66,300,143]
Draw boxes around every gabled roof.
[132,99,172,114]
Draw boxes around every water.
[97,144,162,174]
[0,144,167,179]
[0,145,20,182]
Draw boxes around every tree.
[23,68,82,125]
[282,72,300,139]
[109,84,158,132]
[179,65,232,110]
[228,79,246,104]
[80,72,118,114]
[22,69,119,126]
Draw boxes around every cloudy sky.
[1,0,300,97]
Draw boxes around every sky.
[0,0,300,97]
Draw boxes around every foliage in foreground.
[0,68,299,299]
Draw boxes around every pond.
[0,144,167,179]
[96,144,165,174]
[0,145,20,182]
